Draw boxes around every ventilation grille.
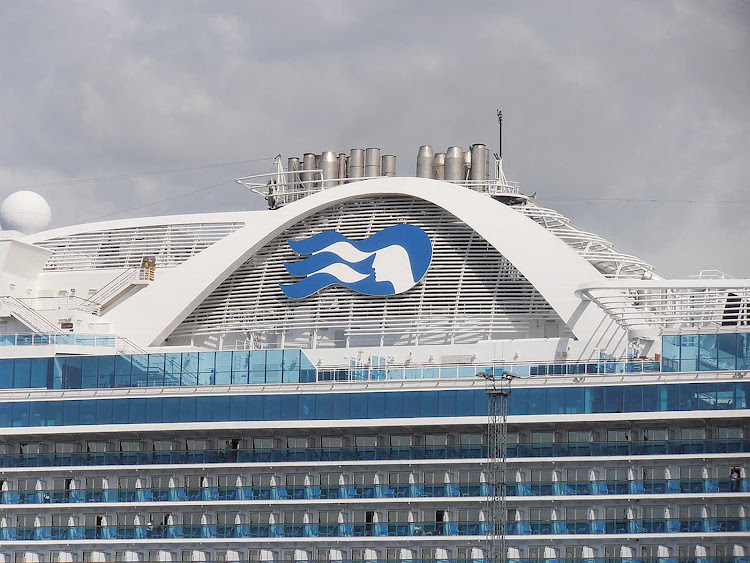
[39,222,244,271]
[173,197,568,347]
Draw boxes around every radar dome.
[0,191,52,234]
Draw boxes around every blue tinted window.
[350,394,367,418]
[298,395,315,419]
[279,395,298,420]
[332,394,349,419]
[181,353,198,385]
[248,351,266,384]
[528,388,545,415]
[63,400,80,425]
[147,354,165,387]
[164,354,181,386]
[0,402,11,426]
[509,388,527,416]
[12,401,29,426]
[129,398,146,421]
[195,397,213,422]
[403,391,421,418]
[564,387,584,414]
[64,357,83,389]
[679,334,698,371]
[369,392,385,418]
[13,358,31,388]
[30,358,50,388]
[180,397,196,422]
[246,396,262,420]
[79,400,96,425]
[197,353,215,386]
[29,401,45,426]
[698,334,718,371]
[231,352,250,384]
[145,398,163,423]
[81,356,98,389]
[163,397,180,423]
[623,386,643,412]
[587,387,605,413]
[229,396,247,421]
[114,356,131,388]
[130,355,148,388]
[604,387,623,412]
[717,333,738,370]
[215,352,232,385]
[547,388,565,414]
[0,360,12,388]
[264,395,281,419]
[112,399,129,424]
[97,356,114,388]
[96,400,113,425]
[421,391,439,417]
[46,401,63,426]
[385,392,402,417]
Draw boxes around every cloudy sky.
[1,1,748,278]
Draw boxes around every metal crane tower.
[478,371,514,563]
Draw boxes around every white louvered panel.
[173,196,570,346]
[38,222,244,270]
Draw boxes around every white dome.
[0,190,52,234]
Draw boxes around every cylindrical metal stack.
[444,146,464,182]
[365,148,381,177]
[301,153,317,190]
[381,155,397,177]
[349,149,365,180]
[287,157,300,192]
[337,153,348,183]
[433,153,445,180]
[319,151,338,187]
[416,146,434,178]
[470,144,487,182]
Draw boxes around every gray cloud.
[0,0,748,277]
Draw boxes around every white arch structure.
[92,178,624,351]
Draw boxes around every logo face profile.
[280,224,432,299]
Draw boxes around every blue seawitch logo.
[280,224,432,299]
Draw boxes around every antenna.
[496,109,502,159]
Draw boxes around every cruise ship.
[0,141,747,563]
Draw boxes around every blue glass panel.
[315,393,332,420]
[679,334,698,371]
[588,387,605,413]
[264,395,281,419]
[564,387,584,414]
[547,388,565,414]
[438,390,456,417]
[0,360,12,389]
[509,388,527,416]
[229,396,246,421]
[231,351,250,384]
[52,357,63,389]
[456,390,475,415]
[163,397,180,423]
[29,401,45,426]
[97,356,114,388]
[266,350,283,373]
[717,382,736,409]
[604,386,623,412]
[249,351,266,383]
[369,392,385,418]
[527,388,545,415]
[215,352,232,385]
[265,370,282,384]
[298,394,314,419]
[181,353,198,385]
[79,400,96,425]
[698,334,718,371]
[147,354,165,387]
[623,385,643,412]
[279,395,298,420]
[64,357,83,389]
[164,354,181,386]
[661,334,680,372]
[96,400,113,425]
[13,358,31,388]
[642,385,661,411]
[282,350,300,383]
[46,401,63,426]
[300,353,316,383]
[332,394,349,419]
[0,402,11,426]
[350,394,367,418]
[195,397,213,422]
[145,398,162,423]
[62,400,80,425]
[114,356,131,388]
[81,356,98,389]
[385,392,402,417]
[129,398,146,421]
[246,396,262,420]
[738,334,750,369]
[130,355,148,388]
[737,382,749,408]
[717,333,738,370]
[12,401,29,426]
[179,396,196,422]
[31,358,50,388]
[197,352,215,386]
[112,399,129,424]
[421,391,439,417]
[403,391,421,418]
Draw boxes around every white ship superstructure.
[0,143,747,563]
